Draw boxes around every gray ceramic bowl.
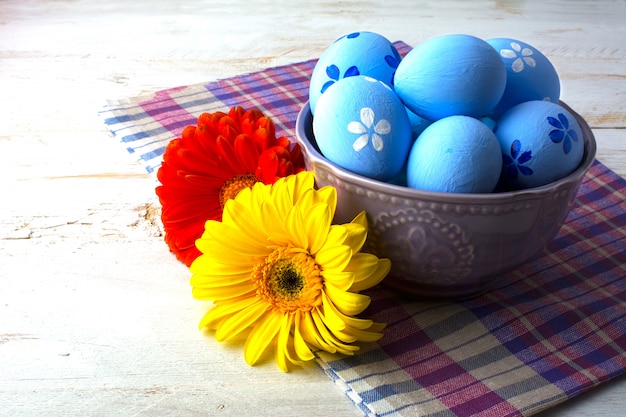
[295,101,597,299]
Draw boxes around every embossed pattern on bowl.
[295,101,597,299]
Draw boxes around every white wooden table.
[1,1,624,416]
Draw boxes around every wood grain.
[1,1,624,416]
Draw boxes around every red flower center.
[219,174,258,208]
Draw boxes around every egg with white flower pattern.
[495,100,584,189]
[406,115,503,193]
[309,31,402,115]
[394,34,507,121]
[312,75,412,181]
[486,38,561,118]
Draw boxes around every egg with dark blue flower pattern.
[495,100,584,189]
[486,38,561,118]
[309,31,402,115]
[313,75,412,181]
[394,34,507,121]
[406,115,502,193]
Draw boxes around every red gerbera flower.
[156,106,305,266]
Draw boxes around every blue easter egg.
[405,107,432,141]
[394,34,507,121]
[313,75,412,181]
[495,100,584,189]
[309,31,402,115]
[480,116,497,131]
[406,115,502,193]
[486,38,560,118]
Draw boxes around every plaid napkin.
[100,42,626,417]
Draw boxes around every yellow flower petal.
[299,310,335,353]
[198,308,219,330]
[197,222,267,258]
[351,210,368,228]
[216,301,270,342]
[275,315,291,372]
[244,311,282,366]
[314,185,337,219]
[295,185,333,215]
[324,282,372,316]
[224,183,274,241]
[303,203,332,254]
[322,291,373,330]
[270,192,291,220]
[275,314,305,372]
[311,310,360,355]
[320,269,354,291]
[333,326,384,343]
[190,272,252,289]
[349,257,391,293]
[198,296,257,329]
[270,171,313,208]
[260,199,288,243]
[292,185,314,210]
[230,182,268,218]
[190,255,252,279]
[285,203,308,249]
[293,312,315,362]
[192,281,255,301]
[221,198,265,239]
[367,321,387,333]
[324,225,348,252]
[317,305,347,334]
[341,214,368,253]
[289,171,316,204]
[315,243,352,271]
[190,258,253,287]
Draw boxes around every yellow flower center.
[219,174,258,208]
[253,247,323,313]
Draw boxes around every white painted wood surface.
[1,1,624,416]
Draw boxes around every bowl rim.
[295,100,597,204]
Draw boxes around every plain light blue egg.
[495,100,584,189]
[407,115,503,193]
[309,31,402,115]
[313,75,412,181]
[394,34,506,121]
[486,38,561,118]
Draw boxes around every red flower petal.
[234,134,261,173]
[156,106,307,266]
[257,149,280,184]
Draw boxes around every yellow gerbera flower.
[190,171,391,372]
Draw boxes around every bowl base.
[381,276,499,301]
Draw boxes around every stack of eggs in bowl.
[296,32,596,299]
